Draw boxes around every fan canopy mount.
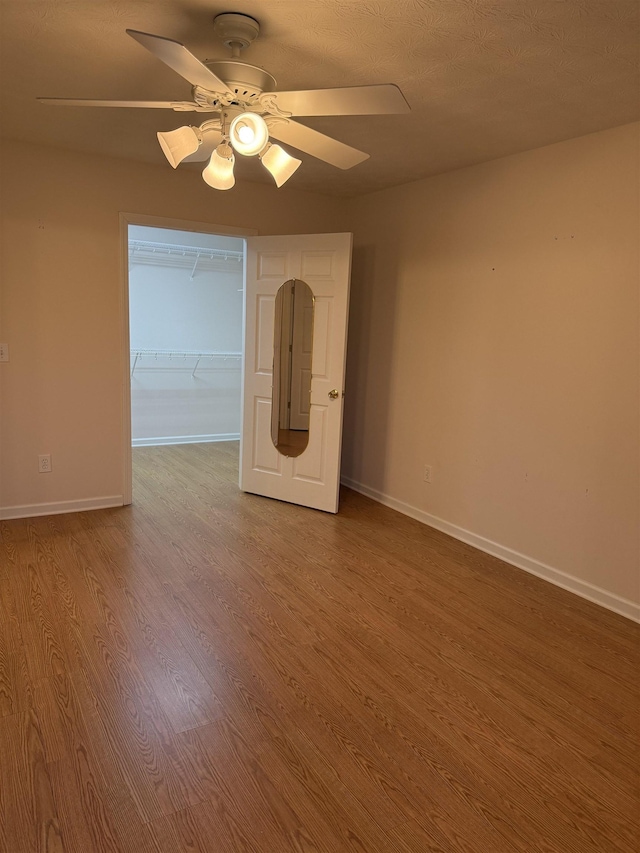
[212,13,260,53]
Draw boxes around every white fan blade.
[267,84,410,117]
[267,120,369,170]
[181,130,223,162]
[127,29,233,95]
[37,98,203,111]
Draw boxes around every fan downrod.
[207,12,273,98]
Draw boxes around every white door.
[240,232,352,513]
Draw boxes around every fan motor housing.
[204,60,276,99]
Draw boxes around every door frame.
[119,212,257,505]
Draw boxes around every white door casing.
[240,232,353,513]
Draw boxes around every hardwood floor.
[1,441,638,852]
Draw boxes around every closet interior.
[128,225,244,447]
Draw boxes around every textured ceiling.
[1,0,638,197]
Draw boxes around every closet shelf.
[130,349,242,376]
[129,240,243,277]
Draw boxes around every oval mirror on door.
[271,278,315,457]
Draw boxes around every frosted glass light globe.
[260,143,302,187]
[202,143,235,190]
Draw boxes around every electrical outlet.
[38,454,52,473]
[0,343,8,362]
[423,465,432,483]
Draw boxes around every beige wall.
[0,139,346,512]
[2,125,638,613]
[343,122,639,606]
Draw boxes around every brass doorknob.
[328,389,339,399]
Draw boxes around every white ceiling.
[1,0,638,197]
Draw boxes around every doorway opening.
[120,213,256,505]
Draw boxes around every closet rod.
[130,349,242,377]
[128,240,243,261]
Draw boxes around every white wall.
[343,122,640,617]
[129,225,243,445]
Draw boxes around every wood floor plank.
[147,795,274,853]
[255,734,445,853]
[117,582,221,733]
[146,806,216,853]
[44,672,163,853]
[192,716,330,852]
[299,631,634,852]
[47,756,119,853]
[1,442,638,852]
[260,513,640,787]
[155,582,300,742]
[0,710,66,853]
[178,565,509,846]
[0,580,34,717]
[32,676,69,764]
[0,605,15,717]
[70,623,194,822]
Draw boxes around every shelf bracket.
[189,252,201,280]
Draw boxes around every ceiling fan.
[38,12,410,190]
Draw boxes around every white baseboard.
[341,476,640,624]
[0,496,124,521]
[132,433,240,447]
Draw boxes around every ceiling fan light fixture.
[39,15,407,189]
[229,112,269,156]
[157,125,202,168]
[260,143,302,187]
[202,142,235,190]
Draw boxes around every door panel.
[292,406,327,482]
[255,296,276,373]
[253,397,282,474]
[240,233,352,513]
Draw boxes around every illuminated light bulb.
[260,143,302,187]
[237,124,255,144]
[202,142,235,190]
[229,112,269,156]
[157,126,202,168]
